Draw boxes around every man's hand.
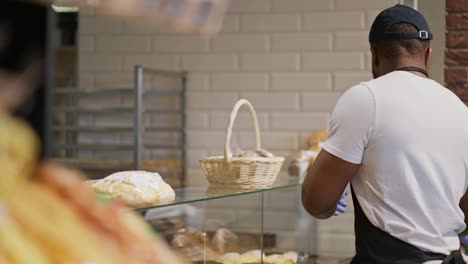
[334,189,348,216]
[461,236,468,247]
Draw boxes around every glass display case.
[137,175,346,264]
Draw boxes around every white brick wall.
[78,0,401,258]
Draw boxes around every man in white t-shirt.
[301,4,468,264]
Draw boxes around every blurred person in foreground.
[302,4,468,264]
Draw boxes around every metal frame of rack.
[50,65,187,186]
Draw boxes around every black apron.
[350,186,465,264]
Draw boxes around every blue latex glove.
[334,189,348,216]
[460,236,468,247]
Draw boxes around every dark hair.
[370,23,430,59]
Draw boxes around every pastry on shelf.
[288,150,318,177]
[221,252,241,264]
[90,170,175,208]
[234,148,274,158]
[171,228,220,262]
[219,250,299,264]
[288,130,329,179]
[212,228,240,254]
[235,249,266,264]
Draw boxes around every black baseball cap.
[369,4,433,42]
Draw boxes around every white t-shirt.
[323,71,468,255]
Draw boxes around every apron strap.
[442,250,465,264]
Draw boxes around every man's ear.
[425,47,432,67]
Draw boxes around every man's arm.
[302,85,374,219]
[459,191,468,236]
[301,150,360,219]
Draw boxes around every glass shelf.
[136,174,302,213]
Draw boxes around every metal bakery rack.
[49,65,187,187]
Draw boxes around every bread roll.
[91,171,175,207]
[212,228,239,254]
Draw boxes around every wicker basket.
[200,99,285,189]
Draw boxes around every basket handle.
[224,99,261,162]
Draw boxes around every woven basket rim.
[200,156,285,162]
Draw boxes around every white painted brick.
[122,96,181,111]
[228,0,270,13]
[234,210,263,230]
[303,12,365,31]
[77,150,94,159]
[92,150,133,160]
[366,51,373,71]
[265,188,300,210]
[303,53,365,71]
[79,55,122,71]
[79,73,95,89]
[186,131,228,148]
[272,33,332,51]
[334,72,372,91]
[210,112,268,130]
[96,35,151,53]
[123,55,179,71]
[95,72,133,88]
[79,35,94,52]
[366,10,382,29]
[263,210,298,230]
[336,0,398,10]
[187,74,209,91]
[77,133,121,145]
[207,194,262,210]
[144,132,180,146]
[301,93,341,112]
[221,15,240,33]
[146,96,181,111]
[204,208,237,224]
[77,115,94,126]
[211,73,268,91]
[186,111,209,129]
[271,73,332,91]
[150,149,180,159]
[146,75,182,91]
[79,16,124,34]
[186,168,208,186]
[275,231,310,252]
[182,54,238,71]
[149,113,181,129]
[272,0,333,12]
[153,36,209,52]
[242,14,301,32]
[187,92,239,110]
[124,20,153,34]
[239,132,299,150]
[335,32,369,51]
[94,113,133,127]
[187,149,210,168]
[240,93,299,111]
[271,112,329,131]
[212,34,269,52]
[123,19,169,34]
[241,54,299,71]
